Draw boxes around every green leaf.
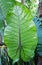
[4,2,38,62]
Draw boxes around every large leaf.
[4,2,37,62]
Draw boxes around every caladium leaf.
[4,2,38,62]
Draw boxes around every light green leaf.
[4,2,38,62]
